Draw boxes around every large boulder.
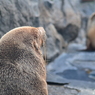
[45,24,66,62]
[55,0,81,43]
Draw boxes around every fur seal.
[0,26,48,95]
[86,13,95,51]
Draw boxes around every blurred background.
[0,0,95,94]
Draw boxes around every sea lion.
[0,26,48,95]
[86,13,95,51]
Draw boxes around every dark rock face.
[62,24,79,42]
[56,24,79,42]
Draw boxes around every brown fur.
[86,13,95,51]
[0,26,48,95]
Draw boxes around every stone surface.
[47,43,95,95]
[63,0,81,28]
[0,0,40,34]
[58,24,79,42]
[67,52,95,70]
[48,85,79,95]
[45,24,66,62]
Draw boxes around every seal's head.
[0,26,46,55]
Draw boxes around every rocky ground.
[47,43,95,95]
[48,85,80,95]
[48,84,95,95]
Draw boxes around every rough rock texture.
[45,24,66,62]
[48,85,80,95]
[0,0,40,34]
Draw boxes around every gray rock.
[48,85,80,95]
[67,52,95,70]
[47,43,95,94]
[58,24,79,42]
[63,0,81,28]
[47,52,77,74]
[0,0,40,35]
[47,71,68,84]
[44,24,66,62]
[67,43,86,52]
[54,0,81,43]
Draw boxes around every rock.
[44,0,53,10]
[58,1,81,43]
[51,5,65,29]
[48,85,79,95]
[48,77,95,95]
[67,43,86,52]
[47,71,68,84]
[40,0,80,43]
[40,0,65,29]
[45,37,59,62]
[68,52,95,70]
[56,0,95,44]
[47,47,95,95]
[39,0,52,25]
[54,0,81,43]
[63,0,81,28]
[58,24,79,42]
[47,52,77,74]
[45,24,66,62]
[0,0,40,35]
